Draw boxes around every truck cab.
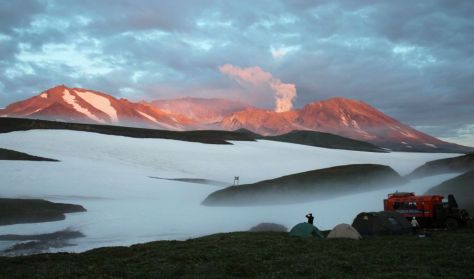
[384,192,469,228]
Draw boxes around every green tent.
[289,222,324,238]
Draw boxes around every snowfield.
[0,130,460,254]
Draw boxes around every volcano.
[0,85,195,130]
[1,85,471,153]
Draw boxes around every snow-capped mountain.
[294,98,451,151]
[0,85,471,152]
[216,97,465,152]
[0,85,195,130]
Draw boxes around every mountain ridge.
[1,85,472,153]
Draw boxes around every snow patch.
[0,130,460,254]
[401,141,407,145]
[391,125,417,139]
[27,108,44,115]
[137,111,158,123]
[76,91,118,122]
[40,93,48,99]
[62,89,104,123]
[340,115,348,126]
[400,131,417,138]
[424,143,437,148]
[350,120,360,129]
[137,110,180,130]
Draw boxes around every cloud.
[219,64,296,112]
[440,124,474,148]
[0,0,473,142]
[270,45,301,59]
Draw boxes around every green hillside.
[1,228,473,278]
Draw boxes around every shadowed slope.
[425,170,474,213]
[0,148,58,161]
[0,199,86,226]
[203,164,406,206]
[408,153,474,179]
[263,130,386,152]
[0,117,255,145]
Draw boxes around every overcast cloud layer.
[0,0,473,145]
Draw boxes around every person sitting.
[306,213,314,225]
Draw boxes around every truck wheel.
[445,218,458,230]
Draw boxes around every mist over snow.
[0,130,460,253]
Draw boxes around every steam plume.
[219,64,297,112]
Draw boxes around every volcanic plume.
[219,64,297,112]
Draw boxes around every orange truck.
[384,192,470,229]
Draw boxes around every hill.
[0,228,473,278]
[262,130,386,152]
[425,170,474,213]
[202,164,406,206]
[0,117,255,145]
[408,153,474,179]
[0,199,86,226]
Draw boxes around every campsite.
[1,197,473,277]
[0,217,473,278]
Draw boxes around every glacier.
[0,129,460,254]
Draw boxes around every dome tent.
[327,223,362,240]
[352,211,411,236]
[289,223,324,238]
[249,223,288,232]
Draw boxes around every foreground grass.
[1,228,473,278]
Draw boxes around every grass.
[1,226,473,278]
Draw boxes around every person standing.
[411,216,419,235]
[306,213,314,225]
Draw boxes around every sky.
[0,0,473,145]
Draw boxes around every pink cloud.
[219,64,297,112]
